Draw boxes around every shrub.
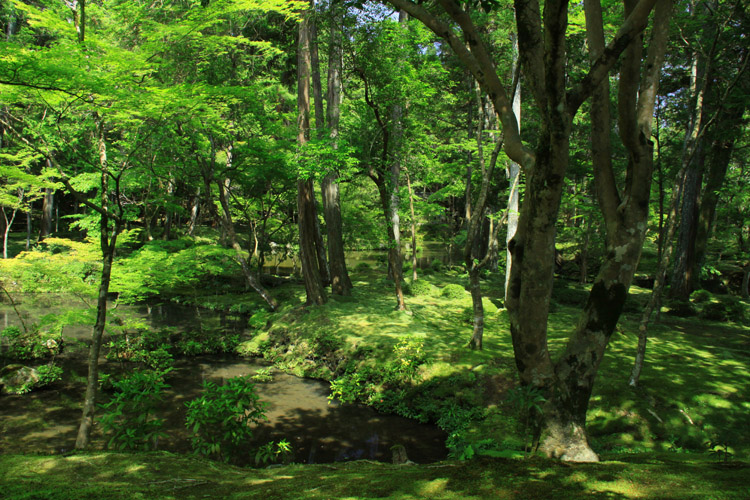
[408,279,440,297]
[0,363,63,394]
[691,289,712,304]
[354,262,371,271]
[2,326,63,360]
[99,369,170,451]
[441,284,467,299]
[724,296,746,322]
[699,302,727,321]
[665,300,697,317]
[430,258,444,271]
[185,376,267,462]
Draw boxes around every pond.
[0,296,447,465]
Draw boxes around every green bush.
[185,376,267,462]
[724,296,746,322]
[665,300,697,317]
[442,284,467,299]
[699,302,727,321]
[700,297,746,322]
[691,289,712,303]
[430,258,444,271]
[99,369,170,451]
[408,279,440,297]
[248,310,273,330]
[2,326,63,360]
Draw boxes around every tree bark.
[38,188,54,240]
[505,33,521,301]
[320,0,352,296]
[406,169,418,282]
[297,9,327,306]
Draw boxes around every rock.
[391,444,414,465]
[0,364,40,395]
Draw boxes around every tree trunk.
[505,32,521,301]
[384,0,665,461]
[76,114,118,450]
[188,186,200,236]
[297,9,327,306]
[406,169,418,282]
[692,104,745,287]
[38,188,54,240]
[670,149,704,299]
[320,0,352,296]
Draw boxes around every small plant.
[185,376,267,462]
[507,385,546,455]
[98,369,170,451]
[251,367,274,383]
[254,439,293,466]
[329,371,369,404]
[706,437,734,463]
[388,337,427,383]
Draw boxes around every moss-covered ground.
[1,452,748,499]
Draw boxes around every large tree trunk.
[385,0,665,461]
[320,0,352,296]
[297,9,327,306]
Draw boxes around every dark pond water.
[0,296,447,465]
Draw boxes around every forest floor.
[1,451,749,499]
[2,237,750,498]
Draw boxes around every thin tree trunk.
[76,114,118,450]
[217,177,278,311]
[38,188,54,240]
[188,186,200,236]
[406,169,418,282]
[505,33,521,302]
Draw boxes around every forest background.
[0,0,749,495]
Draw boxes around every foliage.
[1,325,63,360]
[111,240,240,303]
[0,363,63,395]
[254,439,292,466]
[185,376,267,462]
[507,385,546,454]
[98,369,170,451]
[406,279,440,297]
[441,284,467,299]
[665,300,697,317]
[0,239,100,296]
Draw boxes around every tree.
[297,5,328,305]
[384,0,671,461]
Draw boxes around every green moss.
[0,453,748,499]
[441,283,467,299]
